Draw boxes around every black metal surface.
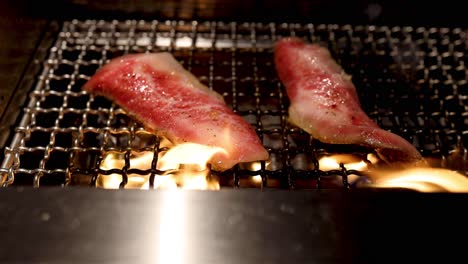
[0,3,49,151]
[0,188,466,263]
[1,20,467,189]
[18,0,468,27]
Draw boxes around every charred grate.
[1,20,467,189]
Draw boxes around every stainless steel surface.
[1,20,467,188]
[0,188,467,263]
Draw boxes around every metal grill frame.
[1,20,467,189]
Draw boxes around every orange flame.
[97,146,467,192]
[365,167,468,193]
[318,154,468,192]
[250,161,267,184]
[158,143,226,171]
[317,153,378,185]
[318,154,372,171]
[97,142,226,190]
[97,152,151,189]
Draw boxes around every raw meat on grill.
[83,52,269,171]
[274,37,422,163]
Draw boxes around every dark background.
[4,0,468,26]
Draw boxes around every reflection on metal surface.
[158,191,185,264]
[365,167,468,192]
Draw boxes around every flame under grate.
[1,20,467,189]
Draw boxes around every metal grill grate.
[1,20,467,189]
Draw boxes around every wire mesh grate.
[1,20,467,189]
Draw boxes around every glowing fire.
[318,153,378,184]
[365,168,468,193]
[250,161,265,184]
[316,153,468,193]
[98,152,151,189]
[318,154,375,171]
[97,142,226,190]
[97,145,468,192]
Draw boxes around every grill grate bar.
[1,20,467,189]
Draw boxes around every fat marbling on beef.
[274,37,422,163]
[83,52,269,171]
